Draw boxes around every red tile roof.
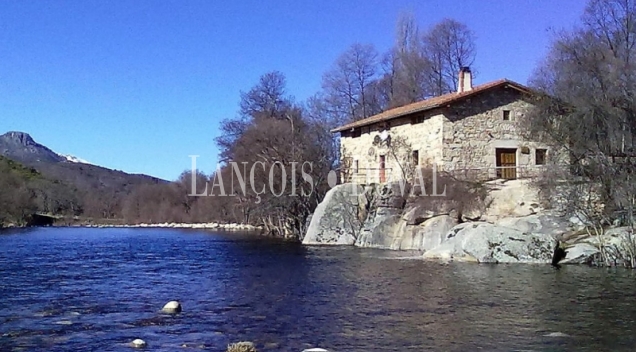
[331,79,534,133]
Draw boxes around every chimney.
[458,66,473,93]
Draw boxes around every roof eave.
[330,80,543,134]
[330,103,443,134]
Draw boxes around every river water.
[0,228,635,351]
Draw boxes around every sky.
[0,0,589,181]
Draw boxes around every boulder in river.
[161,300,182,313]
[559,242,600,265]
[130,339,147,348]
[423,222,556,263]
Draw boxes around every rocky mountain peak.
[3,131,37,147]
[0,131,65,163]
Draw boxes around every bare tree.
[384,13,432,107]
[423,18,477,95]
[523,0,636,266]
[213,71,337,238]
[321,43,380,123]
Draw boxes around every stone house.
[331,68,554,184]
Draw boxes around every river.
[0,227,635,351]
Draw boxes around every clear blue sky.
[0,0,588,181]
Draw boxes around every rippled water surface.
[1,228,636,351]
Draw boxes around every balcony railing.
[445,165,548,181]
[337,167,393,184]
[336,165,551,184]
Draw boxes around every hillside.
[0,155,81,226]
[0,154,40,179]
[0,131,168,223]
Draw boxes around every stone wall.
[441,88,554,179]
[340,110,445,184]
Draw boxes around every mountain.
[0,131,168,219]
[0,131,65,163]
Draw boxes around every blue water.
[0,227,635,351]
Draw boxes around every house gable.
[445,85,535,124]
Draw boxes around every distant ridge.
[0,131,167,219]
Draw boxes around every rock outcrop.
[355,182,410,248]
[479,179,543,221]
[560,242,600,265]
[564,227,636,267]
[302,184,365,245]
[390,215,458,251]
[495,214,578,238]
[423,222,556,263]
[302,180,584,264]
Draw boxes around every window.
[536,148,547,165]
[503,110,511,121]
[411,115,425,124]
[412,150,419,165]
[354,160,359,173]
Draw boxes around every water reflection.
[0,228,635,351]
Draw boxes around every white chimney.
[458,66,473,93]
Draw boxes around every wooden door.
[379,155,386,183]
[496,148,517,179]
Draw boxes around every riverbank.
[302,180,636,268]
[1,221,262,232]
[81,222,262,231]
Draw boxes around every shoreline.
[82,222,262,231]
[1,222,262,232]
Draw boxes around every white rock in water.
[162,300,182,313]
[544,332,570,337]
[303,349,330,352]
[130,339,147,348]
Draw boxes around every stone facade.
[340,110,444,184]
[441,87,552,179]
[339,84,558,184]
